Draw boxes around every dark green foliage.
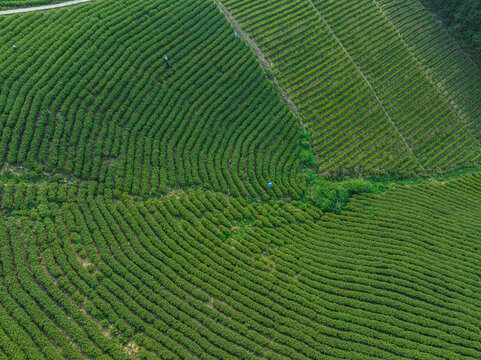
[421,0,481,62]
[303,170,381,212]
[298,130,379,212]
[0,0,303,200]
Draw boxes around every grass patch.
[302,170,385,212]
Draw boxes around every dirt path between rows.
[0,0,90,15]
[212,0,303,122]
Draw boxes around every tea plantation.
[0,0,480,359]
[223,0,481,176]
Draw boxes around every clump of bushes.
[299,132,316,167]
[298,131,383,212]
[303,170,379,212]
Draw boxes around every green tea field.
[0,0,480,358]
[223,0,481,176]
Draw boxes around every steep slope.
[0,0,302,199]
[0,0,73,10]
[377,0,481,138]
[221,0,481,176]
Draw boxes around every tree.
[422,0,481,64]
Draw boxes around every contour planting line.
[213,0,303,122]
[306,0,427,174]
[0,0,91,15]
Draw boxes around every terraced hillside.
[377,0,481,138]
[1,173,481,359]
[0,0,481,359]
[221,0,481,177]
[0,0,302,199]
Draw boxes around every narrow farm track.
[370,0,481,151]
[0,0,481,358]
[0,0,90,14]
[221,0,420,176]
[309,0,481,171]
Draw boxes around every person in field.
[13,45,18,51]
[235,32,238,38]
[164,54,170,68]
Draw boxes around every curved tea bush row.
[0,0,302,199]
[221,0,481,176]
[0,173,481,358]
